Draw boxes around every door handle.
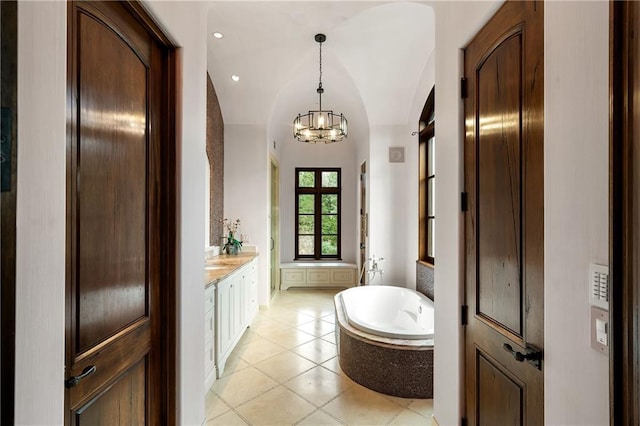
[65,365,97,388]
[502,343,542,370]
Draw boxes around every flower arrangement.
[222,218,242,255]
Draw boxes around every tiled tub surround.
[416,261,434,300]
[334,289,434,399]
[206,289,433,425]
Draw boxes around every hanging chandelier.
[293,34,348,144]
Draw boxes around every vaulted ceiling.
[206,1,435,140]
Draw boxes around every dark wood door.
[610,2,640,424]
[463,2,544,425]
[66,2,176,424]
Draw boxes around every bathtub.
[339,285,434,340]
[334,285,434,398]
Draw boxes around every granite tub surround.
[416,261,434,300]
[334,291,434,399]
[204,252,258,287]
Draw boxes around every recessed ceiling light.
[231,75,240,82]
[212,32,224,39]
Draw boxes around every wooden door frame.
[65,1,179,423]
[270,155,280,296]
[609,2,639,424]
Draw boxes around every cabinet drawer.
[205,285,215,313]
[332,269,355,284]
[205,340,214,373]
[307,269,331,285]
[282,269,305,284]
[205,309,214,344]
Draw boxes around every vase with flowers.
[222,218,242,255]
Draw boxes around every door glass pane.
[299,236,314,255]
[321,215,337,235]
[427,218,435,258]
[298,194,314,214]
[298,171,315,187]
[428,137,435,176]
[322,171,338,187]
[298,215,314,234]
[321,194,338,214]
[322,236,338,255]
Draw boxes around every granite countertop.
[204,253,259,288]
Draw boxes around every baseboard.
[432,414,439,426]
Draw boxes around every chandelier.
[293,34,348,144]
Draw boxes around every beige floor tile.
[381,394,416,407]
[254,351,316,382]
[205,391,231,420]
[206,410,249,425]
[388,408,430,425]
[234,338,286,364]
[285,366,354,407]
[320,331,337,344]
[320,356,346,376]
[322,386,404,426]
[236,329,262,346]
[293,338,337,364]
[407,398,434,417]
[250,319,293,338]
[220,354,250,378]
[263,327,317,349]
[297,320,336,337]
[296,409,345,425]
[266,309,316,326]
[212,366,278,407]
[320,313,336,324]
[236,385,316,425]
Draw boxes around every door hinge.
[461,305,469,326]
[461,78,468,99]
[461,192,468,212]
[461,417,468,426]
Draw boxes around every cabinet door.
[217,280,233,357]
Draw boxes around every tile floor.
[206,288,433,425]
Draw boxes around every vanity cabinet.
[205,256,258,392]
[204,284,216,391]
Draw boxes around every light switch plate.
[590,306,608,356]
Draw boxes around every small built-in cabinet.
[280,262,357,290]
[205,256,258,392]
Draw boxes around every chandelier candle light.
[293,34,348,144]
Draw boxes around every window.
[295,168,341,259]
[419,87,435,264]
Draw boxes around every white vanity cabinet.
[204,284,216,391]
[205,256,258,388]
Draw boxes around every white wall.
[367,125,415,286]
[15,2,67,424]
[544,2,609,424]
[224,124,271,307]
[433,1,610,425]
[280,139,358,264]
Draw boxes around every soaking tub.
[334,285,434,398]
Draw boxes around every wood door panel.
[464,2,543,425]
[75,358,146,425]
[477,351,523,426]
[68,319,150,410]
[477,34,523,336]
[77,11,149,352]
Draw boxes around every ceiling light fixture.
[212,32,224,39]
[293,34,347,144]
[231,75,240,82]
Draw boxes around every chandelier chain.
[318,39,323,110]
